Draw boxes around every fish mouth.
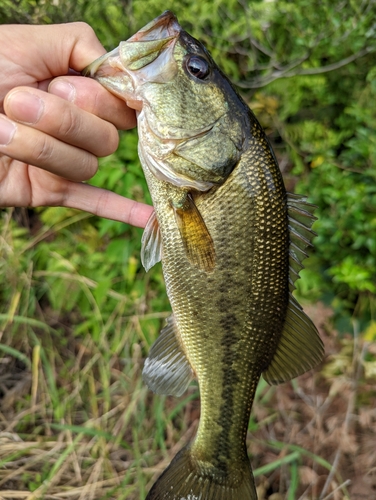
[82,11,181,110]
[127,10,180,43]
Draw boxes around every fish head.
[84,11,248,190]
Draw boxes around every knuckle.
[91,86,103,115]
[57,105,80,139]
[29,129,99,182]
[71,22,96,39]
[33,134,54,165]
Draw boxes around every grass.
[1,207,375,499]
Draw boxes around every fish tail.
[146,446,257,500]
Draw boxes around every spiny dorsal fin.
[287,193,317,292]
[142,315,194,396]
[262,295,324,385]
[172,193,215,272]
[141,211,162,272]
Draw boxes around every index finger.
[49,76,137,131]
[62,182,153,228]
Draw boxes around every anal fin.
[142,315,194,397]
[262,295,324,385]
[172,193,215,272]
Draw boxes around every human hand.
[0,23,153,228]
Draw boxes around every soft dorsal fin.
[141,211,162,272]
[172,193,215,272]
[262,295,324,384]
[263,193,324,384]
[287,193,317,292]
[142,315,194,396]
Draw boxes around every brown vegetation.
[0,304,375,499]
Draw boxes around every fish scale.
[84,10,324,499]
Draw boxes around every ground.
[0,303,375,499]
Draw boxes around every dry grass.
[0,303,375,499]
[253,304,376,500]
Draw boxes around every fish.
[83,11,324,500]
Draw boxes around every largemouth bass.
[84,11,324,500]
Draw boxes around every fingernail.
[0,115,16,146]
[6,91,44,124]
[49,80,76,102]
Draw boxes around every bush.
[1,0,375,332]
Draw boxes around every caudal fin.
[146,446,257,500]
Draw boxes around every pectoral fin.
[142,315,194,396]
[141,211,162,271]
[262,295,324,385]
[172,194,215,272]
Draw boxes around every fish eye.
[185,55,210,80]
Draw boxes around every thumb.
[2,22,106,81]
[61,22,108,72]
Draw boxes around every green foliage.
[275,58,376,330]
[223,1,376,331]
[0,0,374,384]
[0,0,90,24]
[0,0,373,369]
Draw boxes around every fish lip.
[82,11,182,101]
[127,10,181,42]
[117,10,181,72]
